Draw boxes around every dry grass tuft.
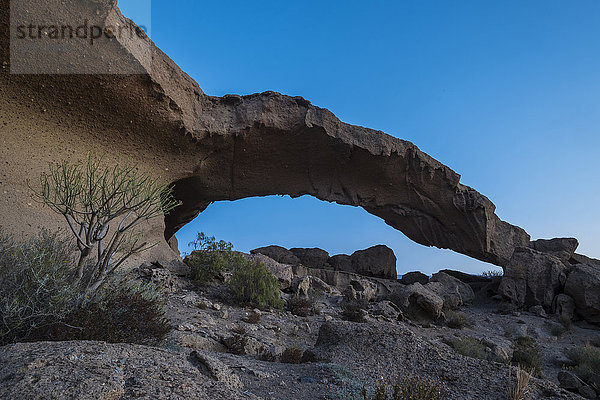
[507,365,533,400]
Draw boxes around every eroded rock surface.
[0,0,531,269]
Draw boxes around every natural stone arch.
[0,0,530,268]
[163,92,530,267]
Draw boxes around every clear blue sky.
[120,0,600,275]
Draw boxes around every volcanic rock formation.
[0,0,534,268]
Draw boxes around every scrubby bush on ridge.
[564,343,600,391]
[0,230,78,345]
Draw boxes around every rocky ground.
[0,247,598,400]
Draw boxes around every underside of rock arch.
[0,0,530,267]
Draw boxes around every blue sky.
[120,1,600,275]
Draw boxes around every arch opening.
[167,193,501,277]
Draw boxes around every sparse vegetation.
[445,310,474,330]
[448,336,504,363]
[287,295,317,317]
[59,280,170,344]
[511,337,543,375]
[230,258,284,310]
[357,376,447,400]
[0,228,170,345]
[564,343,600,391]
[481,270,503,278]
[244,310,262,324]
[507,366,533,400]
[281,346,304,364]
[0,230,78,345]
[32,154,179,301]
[342,299,368,323]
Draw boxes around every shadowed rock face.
[0,0,530,267]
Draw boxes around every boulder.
[349,245,397,280]
[498,247,567,309]
[439,269,492,284]
[250,246,300,266]
[390,283,444,319]
[344,279,378,302]
[427,272,475,309]
[558,370,581,391]
[530,238,579,261]
[137,263,177,293]
[291,275,339,297]
[290,248,330,269]
[369,300,403,322]
[400,271,429,285]
[328,254,352,272]
[564,263,600,324]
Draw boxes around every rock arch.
[0,0,529,267]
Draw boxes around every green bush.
[186,233,235,284]
[564,344,600,390]
[0,230,78,345]
[511,336,543,375]
[58,280,170,345]
[230,259,283,309]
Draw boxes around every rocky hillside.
[1,245,598,400]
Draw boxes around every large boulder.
[390,282,444,319]
[530,238,579,261]
[400,271,429,285]
[498,247,567,309]
[289,247,330,269]
[564,263,600,324]
[426,271,474,309]
[349,245,397,280]
[328,254,353,272]
[250,246,300,266]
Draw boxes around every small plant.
[244,310,261,324]
[357,376,447,400]
[449,336,503,363]
[231,325,247,335]
[281,346,304,364]
[223,333,248,355]
[445,310,474,330]
[507,365,533,400]
[511,337,543,376]
[342,299,368,323]
[32,154,179,300]
[0,230,78,345]
[287,295,316,317]
[230,259,284,310]
[481,270,503,278]
[186,233,235,284]
[564,343,600,391]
